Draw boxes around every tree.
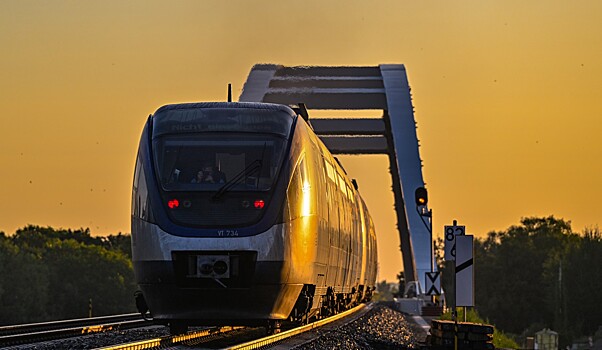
[102,233,132,259]
[373,280,397,301]
[475,216,574,333]
[0,233,50,324]
[43,239,135,318]
[12,225,103,252]
[561,227,602,339]
[0,226,136,324]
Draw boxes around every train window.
[153,133,287,192]
[337,173,347,198]
[286,157,315,220]
[324,160,336,183]
[347,185,355,203]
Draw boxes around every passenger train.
[131,102,378,334]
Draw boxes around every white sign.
[455,235,474,307]
[425,271,441,296]
[444,224,465,261]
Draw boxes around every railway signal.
[415,187,428,206]
[414,187,433,274]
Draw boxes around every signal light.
[415,187,428,206]
[254,199,265,209]
[168,199,180,209]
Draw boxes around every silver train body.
[131,102,377,329]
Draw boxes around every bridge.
[239,64,431,286]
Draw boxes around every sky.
[1,1,601,282]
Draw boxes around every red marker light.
[254,199,265,209]
[168,199,180,209]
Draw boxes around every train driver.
[191,163,226,184]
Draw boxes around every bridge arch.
[239,64,431,284]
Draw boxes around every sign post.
[425,271,441,296]
[444,221,465,261]
[455,235,474,308]
[444,220,468,350]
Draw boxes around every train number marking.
[217,230,239,237]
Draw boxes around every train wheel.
[266,319,281,335]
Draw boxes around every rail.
[96,326,242,350]
[0,313,142,336]
[0,313,150,347]
[96,304,368,350]
[224,303,367,350]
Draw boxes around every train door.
[311,148,329,288]
[324,159,340,289]
[359,201,367,286]
[337,173,351,292]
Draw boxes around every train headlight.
[168,199,180,209]
[254,199,265,209]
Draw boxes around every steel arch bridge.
[239,64,431,285]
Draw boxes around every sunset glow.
[1,1,601,281]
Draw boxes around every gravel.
[8,303,425,350]
[6,325,171,350]
[294,303,424,350]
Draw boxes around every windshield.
[154,133,287,192]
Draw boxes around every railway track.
[224,303,369,350]
[1,303,374,349]
[100,303,369,350]
[97,325,246,350]
[0,313,151,347]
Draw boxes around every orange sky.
[1,1,601,282]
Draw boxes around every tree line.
[436,216,602,347]
[0,225,136,325]
[2,216,600,347]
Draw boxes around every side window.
[286,156,315,221]
[132,154,150,221]
[132,155,141,216]
[287,159,302,221]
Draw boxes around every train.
[130,102,378,334]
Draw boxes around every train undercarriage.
[135,283,373,335]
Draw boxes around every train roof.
[154,102,296,116]
[151,102,296,138]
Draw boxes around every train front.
[131,102,298,328]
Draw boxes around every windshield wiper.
[256,142,268,190]
[212,143,268,200]
[212,159,262,201]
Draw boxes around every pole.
[429,211,434,304]
[454,309,458,350]
[429,211,434,273]
[452,219,457,350]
